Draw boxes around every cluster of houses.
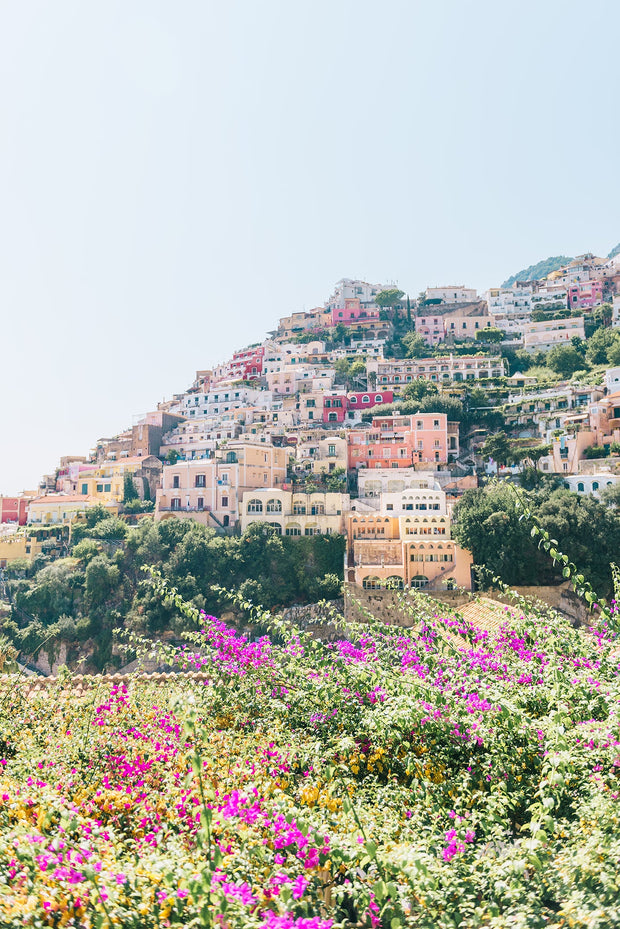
[3,258,620,593]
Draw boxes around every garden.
[1,556,620,926]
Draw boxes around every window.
[433,420,440,428]
[247,499,263,513]
[285,523,302,536]
[362,395,370,404]
[81,483,88,495]
[328,444,336,456]
[293,503,306,515]
[375,395,383,403]
[195,474,206,488]
[104,484,111,493]
[172,475,180,488]
[197,497,204,510]
[171,498,181,510]
[328,413,337,422]
[97,484,103,493]
[266,499,282,513]
[221,496,229,508]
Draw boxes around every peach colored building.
[155,441,287,529]
[345,487,473,591]
[348,413,451,469]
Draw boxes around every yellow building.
[0,528,66,565]
[75,456,162,503]
[27,494,118,526]
[240,489,350,535]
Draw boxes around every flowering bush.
[1,576,620,927]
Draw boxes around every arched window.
[247,499,263,513]
[266,499,282,513]
[362,395,370,404]
[577,482,585,493]
[285,523,302,536]
[410,575,429,589]
[385,576,404,589]
[362,576,382,589]
[375,395,383,403]
[268,522,282,534]
[592,482,599,491]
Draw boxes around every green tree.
[165,449,180,465]
[479,431,513,471]
[585,326,620,365]
[475,327,505,343]
[547,344,587,378]
[123,472,139,504]
[375,288,404,309]
[401,379,438,402]
[600,482,620,508]
[402,331,427,358]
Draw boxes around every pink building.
[323,394,347,424]
[348,413,450,469]
[567,281,603,310]
[0,495,31,526]
[213,347,265,383]
[323,391,395,423]
[331,298,380,327]
[347,390,394,410]
[415,315,445,346]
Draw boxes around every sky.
[1,0,619,494]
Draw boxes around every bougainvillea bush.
[1,579,620,928]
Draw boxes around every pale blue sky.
[1,0,619,494]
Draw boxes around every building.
[211,345,266,383]
[240,489,350,535]
[414,314,445,347]
[27,495,118,526]
[367,354,505,387]
[605,366,620,393]
[0,494,34,526]
[293,435,348,478]
[425,286,477,305]
[348,413,453,469]
[563,473,620,497]
[155,441,287,528]
[75,456,163,503]
[344,485,473,591]
[326,279,385,312]
[567,281,603,310]
[522,317,585,352]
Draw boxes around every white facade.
[356,469,439,499]
[522,317,585,352]
[605,366,620,393]
[563,473,620,497]
[326,278,385,310]
[425,286,477,304]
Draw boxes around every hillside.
[501,255,572,287]
[608,242,620,259]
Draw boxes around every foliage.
[453,482,620,595]
[375,288,404,308]
[2,559,620,926]
[399,379,438,402]
[547,344,587,378]
[123,472,139,504]
[401,332,428,358]
[585,325,620,365]
[474,327,504,343]
[501,255,572,288]
[3,521,346,670]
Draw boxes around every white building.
[326,278,385,310]
[522,317,585,352]
[605,366,620,393]
[425,286,477,305]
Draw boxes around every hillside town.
[3,251,620,595]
